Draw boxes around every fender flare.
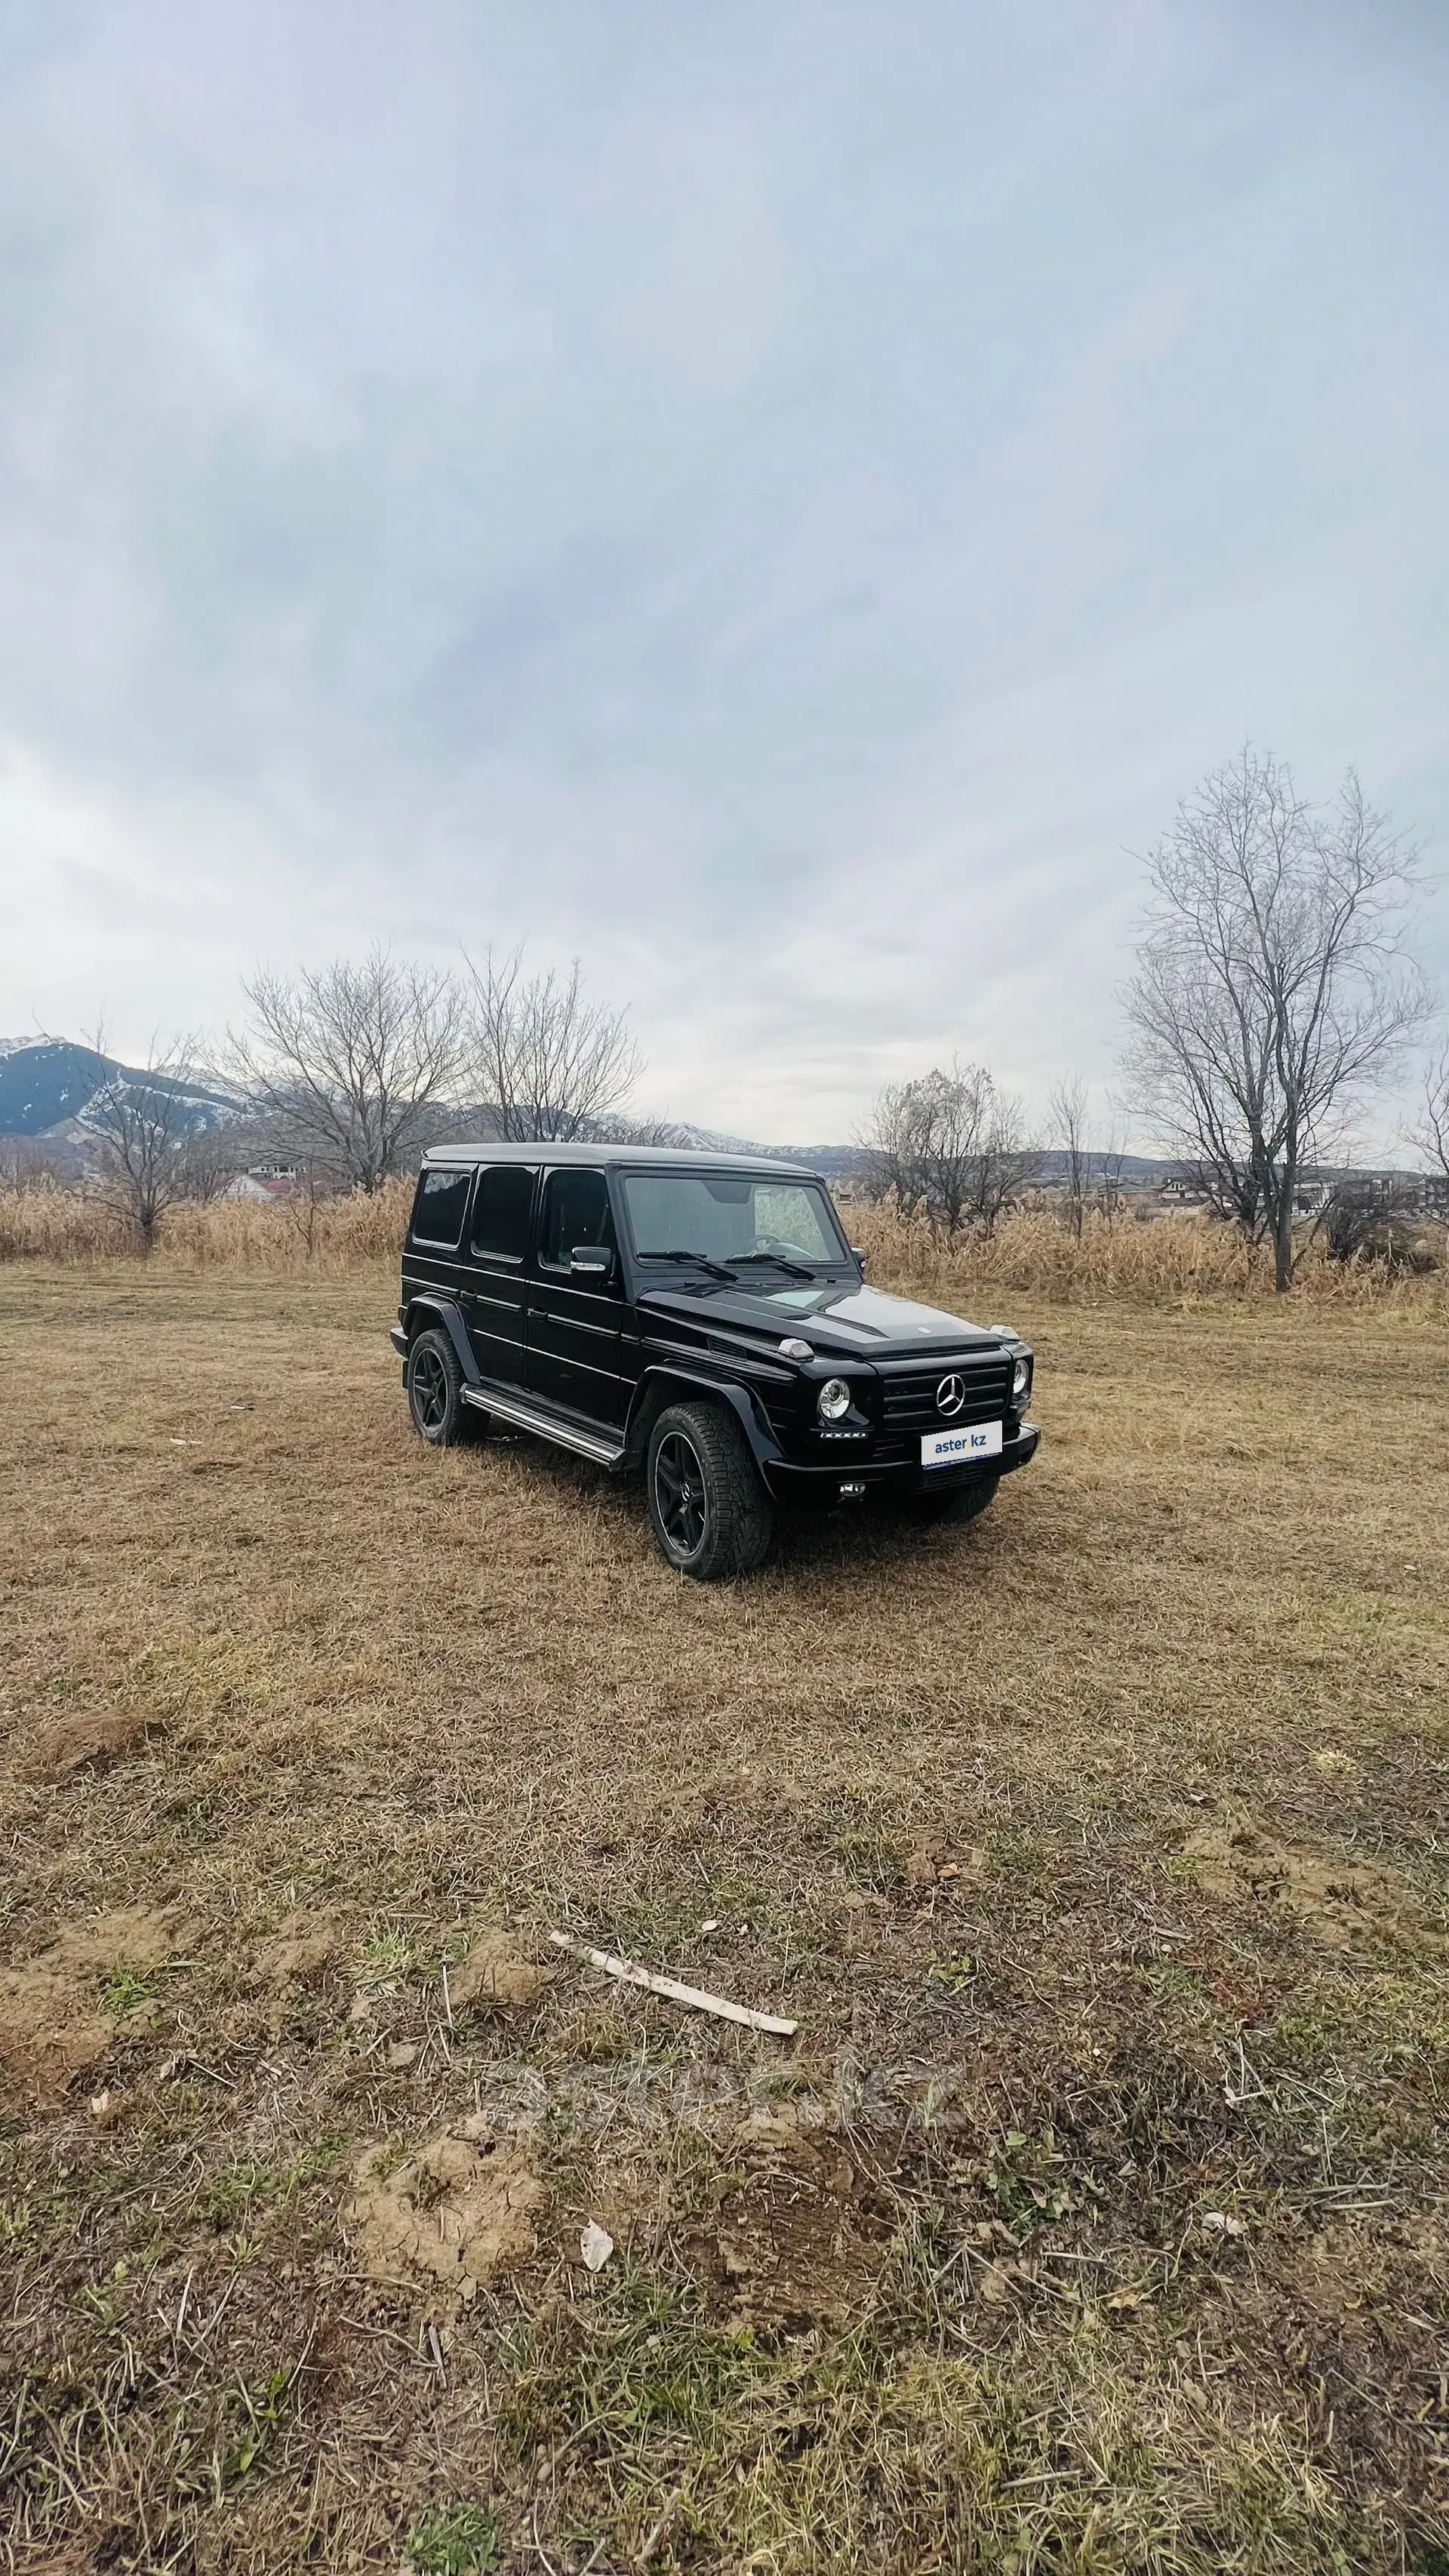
[402,1294,482,1386]
[625,1365,784,1476]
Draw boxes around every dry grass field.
[2,1257,1447,2574]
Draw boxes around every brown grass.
[5,1175,1445,1311]
[0,1180,414,1272]
[0,1180,134,1263]
[0,1260,1446,2572]
[849,1204,1449,1313]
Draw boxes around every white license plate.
[921,1420,1004,1470]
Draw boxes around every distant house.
[1347,1169,1449,1219]
[222,1170,297,1202]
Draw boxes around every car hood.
[637,1276,1010,1358]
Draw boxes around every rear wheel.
[406,1327,476,1447]
[910,1473,999,1527]
[646,1402,774,1580]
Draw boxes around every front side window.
[537,1168,617,1271]
[411,1165,472,1249]
[469,1164,537,1262]
[620,1172,848,1267]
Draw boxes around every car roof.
[422,1140,822,1180]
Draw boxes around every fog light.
[817,1377,852,1423]
[838,1480,867,1499]
[1012,1356,1031,1402]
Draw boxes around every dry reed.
[850,1203,1449,1313]
[2,1175,1444,1311]
[0,1180,133,1263]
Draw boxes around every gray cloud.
[1,0,1445,1143]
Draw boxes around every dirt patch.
[905,1828,986,1891]
[688,2108,891,2331]
[0,1906,194,2108]
[14,1709,153,1784]
[343,2117,546,2307]
[1182,1820,1444,1955]
[255,1907,354,1987]
[448,1925,553,2011]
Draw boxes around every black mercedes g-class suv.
[391,1144,1038,1580]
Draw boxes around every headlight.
[1012,1356,1032,1403]
[817,1377,852,1423]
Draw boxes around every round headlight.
[817,1377,852,1423]
[1012,1356,1031,1402]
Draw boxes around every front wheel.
[646,1402,774,1580]
[909,1473,999,1527]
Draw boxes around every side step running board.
[460,1381,626,1469]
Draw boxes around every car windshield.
[622,1172,848,1270]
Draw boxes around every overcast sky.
[1,0,1445,1144]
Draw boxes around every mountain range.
[0,1035,1191,1183]
[0,1039,238,1141]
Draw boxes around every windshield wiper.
[641,1248,740,1282]
[734,1252,817,1279]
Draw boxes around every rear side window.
[411,1166,472,1249]
[470,1165,537,1262]
[537,1168,616,1270]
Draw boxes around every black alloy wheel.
[645,1401,774,1580]
[405,1326,475,1448]
[652,1429,707,1560]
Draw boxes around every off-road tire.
[646,1401,774,1580]
[910,1473,999,1527]
[406,1325,478,1448]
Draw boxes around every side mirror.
[851,1245,866,1278]
[570,1245,615,1282]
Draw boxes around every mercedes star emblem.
[935,1373,967,1417]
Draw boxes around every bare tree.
[598,1113,695,1148]
[967,1081,1041,1236]
[1,1141,74,1193]
[1121,749,1429,1291]
[1048,1078,1132,1230]
[1319,1174,1425,1266]
[1048,1073,1091,1240]
[462,948,642,1142]
[1414,1045,1449,1186]
[855,1078,933,1220]
[286,1156,333,1257]
[857,1060,1038,1238]
[81,1032,221,1251]
[177,1128,243,1204]
[230,949,469,1193]
[1095,1116,1130,1228]
[917,1063,991,1236]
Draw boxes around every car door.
[459,1162,537,1386]
[525,1165,628,1429]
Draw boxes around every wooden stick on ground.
[547,1931,798,2036]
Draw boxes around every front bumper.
[762,1420,1040,1504]
[389,1324,408,1365]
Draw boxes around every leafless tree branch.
[857,1060,1039,1239]
[1048,1074,1091,1241]
[1413,1044,1449,1184]
[229,948,469,1193]
[460,947,642,1142]
[80,1029,224,1251]
[1120,748,1429,1289]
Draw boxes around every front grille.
[763,1352,1013,1466]
[872,1354,1012,1461]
